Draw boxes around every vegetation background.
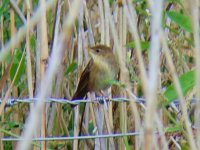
[0,0,199,149]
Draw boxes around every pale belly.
[89,62,117,92]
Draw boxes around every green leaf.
[133,0,145,3]
[30,34,36,51]
[123,136,131,150]
[164,124,182,133]
[165,0,182,5]
[0,0,9,18]
[166,11,192,32]
[88,122,94,134]
[164,70,195,104]
[65,62,77,76]
[126,41,149,51]
[2,121,21,130]
[15,14,23,28]
[10,49,26,85]
[106,79,126,88]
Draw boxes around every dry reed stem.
[118,4,128,149]
[191,0,200,148]
[84,2,97,149]
[84,4,95,45]
[91,93,106,150]
[155,114,168,150]
[144,0,163,149]
[10,10,16,50]
[98,0,105,44]
[103,106,115,148]
[35,13,41,150]
[39,0,49,149]
[73,106,80,150]
[47,0,62,135]
[74,1,84,149]
[25,0,34,112]
[124,0,148,93]
[126,89,141,150]
[10,0,27,24]
[83,104,89,150]
[0,1,4,148]
[103,4,113,148]
[103,0,110,45]
[10,5,18,149]
[102,0,115,149]
[170,136,181,149]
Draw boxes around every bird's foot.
[96,96,106,103]
[96,96,108,109]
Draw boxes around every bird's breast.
[89,59,117,91]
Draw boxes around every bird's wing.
[71,59,93,100]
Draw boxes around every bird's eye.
[96,49,100,53]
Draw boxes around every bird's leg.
[96,90,109,109]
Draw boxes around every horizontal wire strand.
[0,97,196,107]
[1,97,146,106]
[1,132,154,141]
[0,96,195,142]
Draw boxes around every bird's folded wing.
[71,59,93,100]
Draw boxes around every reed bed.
[0,0,199,149]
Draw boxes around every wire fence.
[0,96,145,142]
[0,96,195,107]
[0,96,196,142]
[1,97,146,107]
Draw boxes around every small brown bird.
[72,45,119,101]
[71,45,119,146]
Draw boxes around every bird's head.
[88,45,113,60]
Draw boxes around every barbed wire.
[0,97,197,107]
[0,97,196,142]
[0,97,146,107]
